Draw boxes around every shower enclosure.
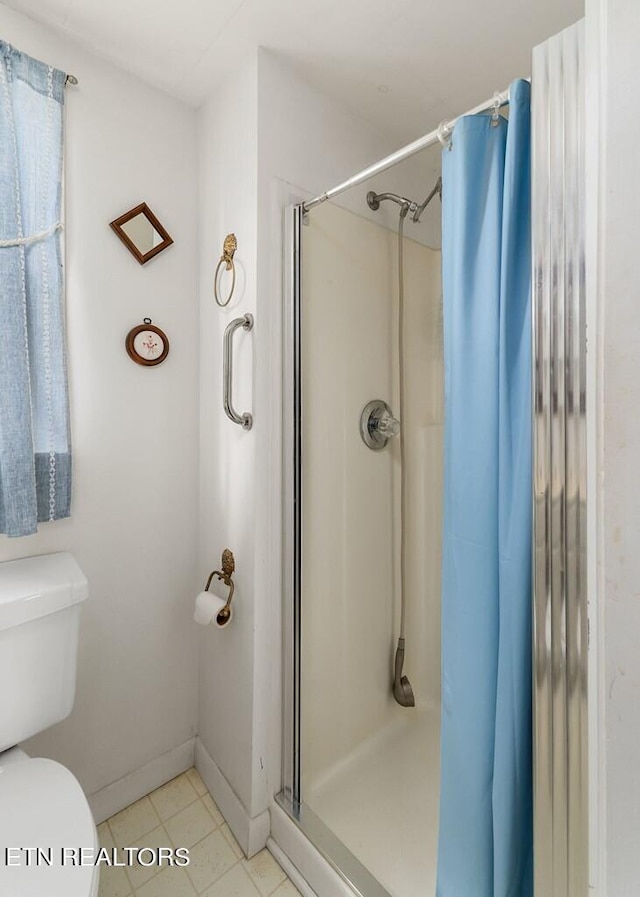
[276,20,588,897]
[289,190,443,897]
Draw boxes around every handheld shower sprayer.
[393,638,415,707]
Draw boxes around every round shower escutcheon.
[360,399,400,451]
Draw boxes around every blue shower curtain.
[437,80,532,897]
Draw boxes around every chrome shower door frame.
[280,203,302,809]
[532,20,589,897]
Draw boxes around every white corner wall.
[0,6,200,817]
[196,50,260,826]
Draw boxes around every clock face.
[133,329,164,361]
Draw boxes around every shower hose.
[391,206,415,707]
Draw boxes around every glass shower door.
[280,194,444,897]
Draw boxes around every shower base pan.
[277,704,440,897]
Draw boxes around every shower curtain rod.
[303,86,512,212]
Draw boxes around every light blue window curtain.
[437,79,532,897]
[0,42,71,537]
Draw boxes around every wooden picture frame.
[125,319,170,366]
[109,202,173,265]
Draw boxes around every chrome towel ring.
[214,233,237,307]
[223,314,253,430]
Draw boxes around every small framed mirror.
[109,202,173,265]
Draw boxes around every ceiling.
[1,0,583,143]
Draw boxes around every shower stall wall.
[300,201,443,760]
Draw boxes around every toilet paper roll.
[193,591,233,628]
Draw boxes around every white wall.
[256,50,442,251]
[196,51,260,820]
[593,0,640,892]
[0,6,200,814]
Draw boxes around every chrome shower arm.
[412,176,442,223]
[366,191,417,213]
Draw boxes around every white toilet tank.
[0,552,88,753]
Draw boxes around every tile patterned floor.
[97,768,302,897]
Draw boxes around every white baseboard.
[270,801,355,897]
[88,738,196,824]
[195,737,269,858]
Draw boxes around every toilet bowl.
[0,749,100,897]
[0,553,99,897]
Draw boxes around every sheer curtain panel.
[0,42,71,537]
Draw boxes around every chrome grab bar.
[223,314,253,430]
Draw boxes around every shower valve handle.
[374,409,400,439]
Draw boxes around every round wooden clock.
[125,318,169,366]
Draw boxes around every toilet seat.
[0,757,100,897]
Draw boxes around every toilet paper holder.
[204,549,236,626]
